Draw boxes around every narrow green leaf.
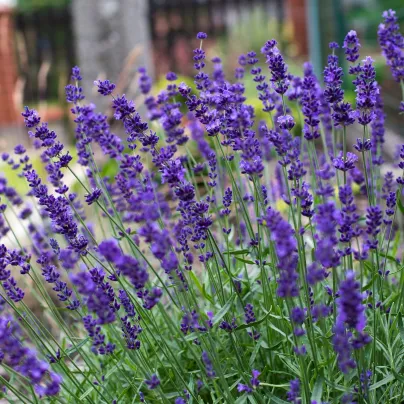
[392,229,400,257]
[189,271,214,303]
[379,251,397,263]
[398,315,404,342]
[64,337,90,358]
[369,374,394,391]
[362,273,377,291]
[249,340,262,367]
[234,256,255,265]
[392,369,404,383]
[398,197,404,215]
[268,393,289,404]
[212,294,236,325]
[311,374,324,402]
[223,249,250,255]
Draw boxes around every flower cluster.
[0,14,402,404]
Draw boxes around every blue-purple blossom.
[196,32,207,40]
[343,30,361,63]
[85,188,102,205]
[145,374,160,390]
[0,315,62,396]
[314,201,341,268]
[202,351,215,378]
[337,271,366,332]
[355,57,378,125]
[261,208,299,297]
[378,10,404,82]
[94,79,116,96]
[287,378,300,403]
[263,39,290,94]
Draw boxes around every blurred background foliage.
[17,0,70,12]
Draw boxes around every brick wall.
[0,7,18,126]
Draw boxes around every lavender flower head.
[337,271,366,332]
[343,30,361,63]
[355,56,378,125]
[378,10,404,83]
[263,39,290,94]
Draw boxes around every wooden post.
[0,4,18,125]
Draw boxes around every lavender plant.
[0,10,403,404]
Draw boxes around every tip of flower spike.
[14,145,26,155]
[71,66,82,81]
[196,32,207,40]
[166,72,177,81]
[94,79,116,96]
[329,42,339,49]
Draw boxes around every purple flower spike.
[71,66,82,81]
[21,107,40,128]
[145,374,160,390]
[343,30,361,63]
[263,39,290,94]
[378,10,404,83]
[202,351,215,378]
[355,56,378,125]
[14,145,26,155]
[250,369,260,388]
[287,378,300,403]
[197,32,207,40]
[244,303,256,324]
[237,384,253,394]
[337,271,366,332]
